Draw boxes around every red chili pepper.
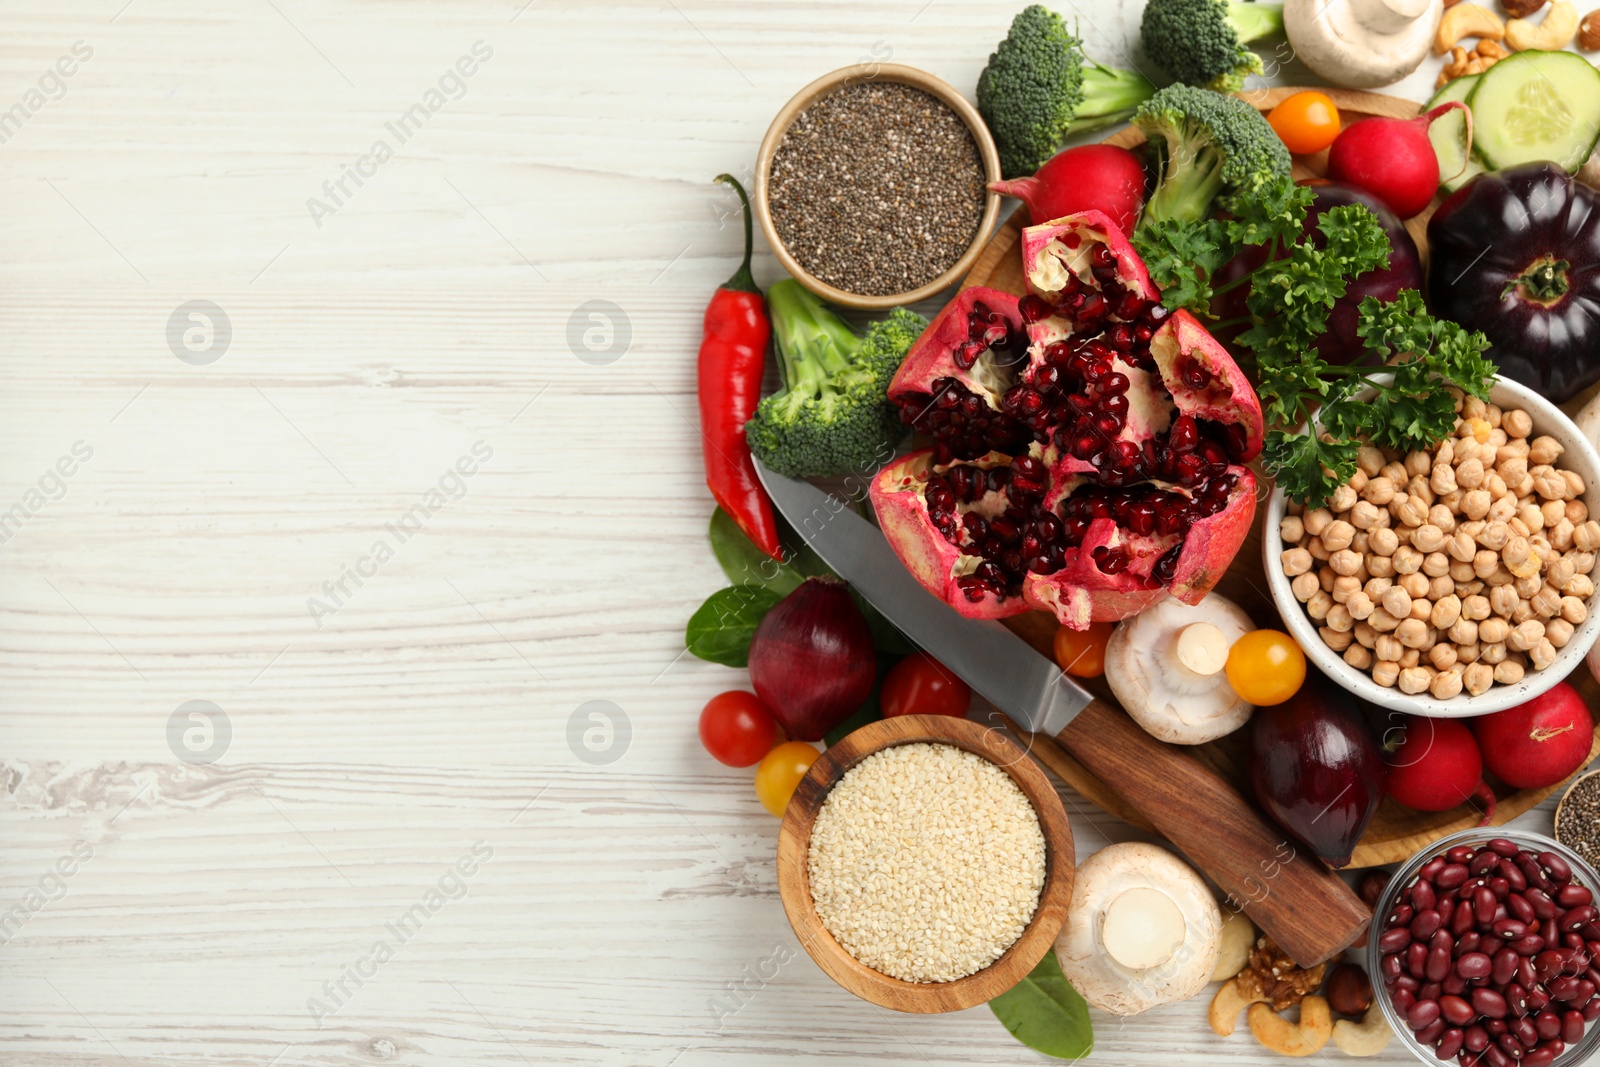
[699,175,781,561]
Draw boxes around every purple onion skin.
[748,577,876,742]
[1250,672,1388,868]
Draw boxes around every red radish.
[1470,682,1595,790]
[988,144,1147,236]
[1385,714,1496,825]
[1326,102,1472,220]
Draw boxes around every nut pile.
[1279,399,1595,699]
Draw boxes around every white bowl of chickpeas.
[1263,376,1600,717]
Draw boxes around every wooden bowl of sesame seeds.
[776,713,1074,1013]
[754,63,1002,310]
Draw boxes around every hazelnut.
[1581,8,1600,50]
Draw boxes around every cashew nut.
[1210,909,1255,982]
[1506,0,1579,47]
[1249,996,1333,1057]
[1332,1004,1395,1057]
[1209,976,1266,1037]
[1436,3,1507,51]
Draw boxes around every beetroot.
[1470,683,1595,790]
[1385,715,1496,825]
[747,577,875,742]
[872,211,1263,628]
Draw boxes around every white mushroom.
[1104,594,1254,745]
[1055,842,1222,1016]
[1285,0,1443,89]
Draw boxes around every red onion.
[748,577,875,742]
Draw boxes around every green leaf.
[1132,218,1231,317]
[1221,173,1311,248]
[988,952,1094,1060]
[709,508,806,596]
[684,584,784,667]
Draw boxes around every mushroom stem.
[1102,887,1187,969]
[1359,0,1429,33]
[1176,622,1229,677]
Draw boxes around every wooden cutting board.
[964,86,1600,869]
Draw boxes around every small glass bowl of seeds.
[1263,377,1600,717]
[754,63,1002,310]
[1557,771,1600,874]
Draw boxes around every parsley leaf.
[1132,217,1230,318]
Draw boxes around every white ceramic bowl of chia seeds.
[754,63,1002,310]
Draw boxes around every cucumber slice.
[1426,76,1481,191]
[1466,50,1600,173]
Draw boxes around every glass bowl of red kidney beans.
[1370,829,1600,1066]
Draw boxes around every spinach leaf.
[709,508,805,596]
[988,952,1094,1060]
[684,583,783,667]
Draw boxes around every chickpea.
[1486,404,1503,429]
[1320,626,1354,652]
[1474,550,1501,579]
[1396,617,1430,649]
[1374,633,1404,662]
[1485,472,1509,500]
[1321,520,1356,552]
[1450,560,1478,584]
[1349,469,1370,493]
[1574,521,1600,554]
[1291,571,1320,602]
[1404,450,1430,478]
[1399,648,1423,669]
[1344,644,1374,670]
[1529,435,1564,465]
[1563,469,1585,500]
[1398,667,1432,695]
[1362,476,1397,506]
[1307,591,1333,621]
[1476,522,1511,551]
[1363,576,1394,598]
[1457,641,1481,664]
[1566,500,1589,526]
[1410,477,1437,507]
[1512,600,1537,625]
[1461,594,1491,621]
[1550,518,1576,553]
[1461,489,1492,520]
[1489,495,1518,523]
[1431,463,1458,495]
[1349,500,1381,531]
[1447,530,1477,564]
[1372,660,1401,688]
[1381,586,1413,619]
[1357,445,1385,476]
[1481,642,1508,665]
[1448,617,1479,645]
[1419,551,1449,579]
[1308,537,1332,561]
[1546,618,1576,648]
[1428,574,1454,602]
[1393,545,1423,574]
[1498,455,1530,485]
[1410,597,1434,622]
[1303,508,1333,536]
[1567,574,1596,599]
[1561,596,1588,625]
[1381,461,1409,485]
[1534,469,1569,501]
[1494,660,1525,685]
[1479,617,1511,644]
[1431,668,1464,700]
[1367,554,1396,579]
[1412,524,1446,553]
[1489,586,1520,619]
[1398,571,1430,599]
[1531,585,1562,618]
[1329,549,1363,577]
[1345,591,1376,620]
[1455,456,1486,491]
[1515,573,1545,600]
[1503,409,1534,439]
[1502,535,1532,567]
[1429,642,1459,670]
[1368,607,1401,633]
[1484,563,1516,587]
[1508,619,1545,652]
[1541,498,1567,527]
[1331,574,1361,602]
[1546,557,1578,591]
[1326,604,1354,633]
[1464,662,1495,696]
[1396,496,1429,528]
[1518,503,1546,534]
[1369,527,1399,557]
[1429,594,1461,629]
[1530,639,1558,671]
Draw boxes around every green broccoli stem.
[1228,2,1284,44]
[1139,145,1226,234]
[1066,64,1159,135]
[766,280,862,400]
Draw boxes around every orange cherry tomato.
[881,651,972,718]
[1268,91,1342,155]
[754,741,819,816]
[1224,630,1307,706]
[1053,621,1114,678]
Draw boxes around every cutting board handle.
[1051,698,1371,967]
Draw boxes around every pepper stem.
[714,174,760,294]
[1508,254,1572,306]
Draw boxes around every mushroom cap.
[1105,594,1255,745]
[1285,0,1443,89]
[1055,842,1223,1016]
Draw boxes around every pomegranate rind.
[1020,211,1158,302]
[887,286,1024,408]
[1152,310,1265,463]
[869,449,1032,619]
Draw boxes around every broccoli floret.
[1141,0,1284,93]
[1132,83,1291,238]
[978,4,1158,178]
[745,281,927,479]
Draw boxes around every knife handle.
[1051,698,1370,967]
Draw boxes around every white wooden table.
[0,2,1575,1064]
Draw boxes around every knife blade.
[754,457,1372,967]
[751,463,1090,739]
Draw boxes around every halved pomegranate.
[873,211,1263,628]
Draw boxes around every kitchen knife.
[755,459,1371,967]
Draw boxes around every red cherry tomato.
[699,690,778,767]
[880,652,972,719]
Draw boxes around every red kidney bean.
[1539,852,1572,884]
[1572,978,1596,1007]
[1489,839,1521,857]
[1508,894,1536,925]
[1474,987,1510,1018]
[1494,919,1529,941]
[1394,988,1417,1015]
[1526,888,1560,921]
[1422,981,1444,1004]
[1459,951,1494,979]
[1564,1008,1588,1041]
[1473,849,1502,874]
[1496,1032,1525,1059]
[1397,974,1421,993]
[1493,948,1521,985]
[1441,994,1476,1025]
[1516,957,1538,990]
[1381,927,1413,953]
[1411,998,1443,1030]
[1547,976,1582,1001]
[1543,917,1562,944]
[1525,986,1552,1014]
[1511,1015,1540,1047]
[1438,863,1472,890]
[1418,1018,1447,1045]
[1558,884,1593,908]
[1484,1041,1513,1067]
[1512,936,1547,956]
[1489,877,1512,901]
[1486,1018,1509,1036]
[1414,909,1445,940]
[1506,982,1529,1018]
[1415,879,1439,912]
[1585,996,1600,1021]
[1534,1010,1562,1040]
[1437,1027,1465,1060]
[1521,1048,1556,1067]
[1454,902,1480,936]
[1449,845,1475,863]
[1443,972,1469,996]
[1561,904,1597,932]
[1500,859,1528,893]
[1520,855,1555,894]
[1422,856,1448,881]
[1391,903,1416,928]
[1465,1023,1491,1052]
[1457,932,1483,957]
[1383,953,1404,981]
[1534,949,1572,981]
[1581,922,1600,942]
[1410,941,1431,978]
[1475,887,1500,925]
[1440,898,1457,925]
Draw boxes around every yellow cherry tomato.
[1054,621,1114,678]
[1225,630,1308,706]
[755,741,819,816]
[1267,91,1342,155]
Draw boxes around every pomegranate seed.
[1062,515,1089,545]
[953,340,983,369]
[1153,545,1182,583]
[1084,360,1110,384]
[987,467,1010,492]
[1114,292,1147,320]
[1063,233,1081,250]
[1092,544,1130,574]
[1105,323,1136,351]
[1013,455,1045,481]
[982,324,1009,349]
[1174,453,1206,487]
[1142,304,1171,326]
[1095,413,1123,436]
[1198,439,1229,470]
[1018,294,1052,324]
[1044,341,1072,365]
[1034,514,1062,542]
[957,577,987,602]
[1101,393,1129,417]
[1225,423,1252,461]
[1180,360,1213,389]
[1128,501,1157,536]
[1100,372,1130,395]
[1134,323,1155,343]
[1169,414,1199,452]
[990,518,1020,545]
[963,513,988,540]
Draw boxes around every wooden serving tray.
[964,86,1600,869]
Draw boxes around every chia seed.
[1556,770,1600,872]
[767,80,986,297]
